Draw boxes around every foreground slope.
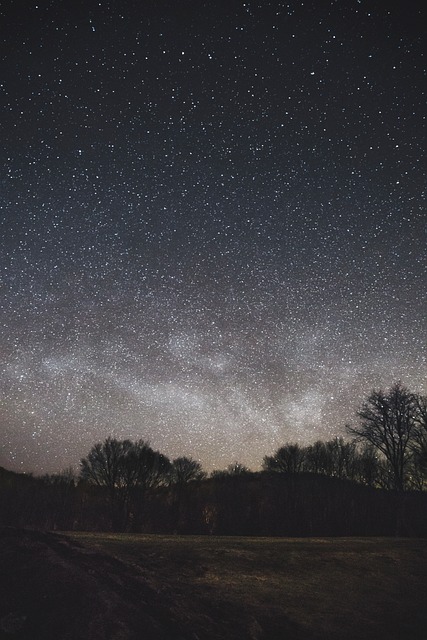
[0,528,195,640]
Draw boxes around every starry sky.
[1,0,426,475]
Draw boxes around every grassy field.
[69,533,427,640]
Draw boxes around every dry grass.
[69,533,427,639]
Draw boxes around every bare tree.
[347,383,417,491]
[304,440,329,475]
[80,438,132,530]
[263,443,306,474]
[169,457,206,485]
[410,394,427,488]
[325,438,358,480]
[210,462,251,478]
[80,437,170,530]
[131,440,171,491]
[353,444,382,488]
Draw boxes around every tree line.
[264,382,427,492]
[1,383,426,535]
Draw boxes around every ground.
[0,528,426,639]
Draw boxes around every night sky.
[2,0,426,475]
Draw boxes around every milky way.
[1,0,426,474]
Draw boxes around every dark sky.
[1,0,426,475]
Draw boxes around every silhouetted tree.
[410,394,427,489]
[325,438,358,480]
[167,457,206,533]
[347,383,417,491]
[353,444,382,488]
[80,438,132,529]
[131,440,171,490]
[80,437,170,530]
[211,462,251,479]
[169,457,206,485]
[304,440,329,475]
[263,443,306,474]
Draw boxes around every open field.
[1,528,426,639]
[69,533,427,640]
